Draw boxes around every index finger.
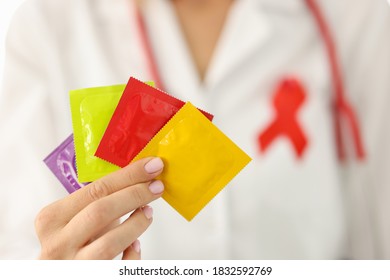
[57,157,164,221]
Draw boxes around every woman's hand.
[35,157,164,260]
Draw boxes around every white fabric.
[0,0,389,259]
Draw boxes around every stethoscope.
[133,0,366,161]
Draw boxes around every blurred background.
[0,0,25,81]
[0,0,389,260]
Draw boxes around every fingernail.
[143,206,153,219]
[132,240,141,254]
[148,180,164,194]
[144,158,164,174]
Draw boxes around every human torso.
[25,0,348,259]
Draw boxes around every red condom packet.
[95,77,213,167]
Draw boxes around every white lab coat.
[1,0,390,260]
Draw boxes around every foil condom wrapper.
[132,102,251,221]
[44,134,88,194]
[96,77,214,168]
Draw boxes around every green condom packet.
[70,82,154,182]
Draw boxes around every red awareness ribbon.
[258,78,308,158]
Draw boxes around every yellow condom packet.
[70,82,154,182]
[132,102,252,221]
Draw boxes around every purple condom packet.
[44,134,87,193]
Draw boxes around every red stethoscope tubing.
[135,7,166,91]
[134,0,366,161]
[305,0,365,160]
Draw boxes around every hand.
[35,157,164,259]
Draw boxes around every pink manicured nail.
[144,158,164,174]
[149,180,164,194]
[143,206,153,219]
[132,240,141,253]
